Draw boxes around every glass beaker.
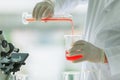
[64,35,84,61]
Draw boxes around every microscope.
[0,30,29,80]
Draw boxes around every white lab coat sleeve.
[54,0,81,14]
[105,46,120,76]
[99,23,120,77]
[92,0,120,79]
[94,22,120,80]
[105,46,120,79]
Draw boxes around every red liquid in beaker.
[66,50,83,61]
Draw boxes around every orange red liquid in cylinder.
[26,17,83,61]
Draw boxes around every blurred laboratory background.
[0,0,88,80]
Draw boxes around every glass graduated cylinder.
[22,12,73,23]
[22,12,75,35]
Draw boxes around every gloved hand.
[68,40,105,63]
[32,0,54,20]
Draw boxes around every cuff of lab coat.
[104,48,120,76]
